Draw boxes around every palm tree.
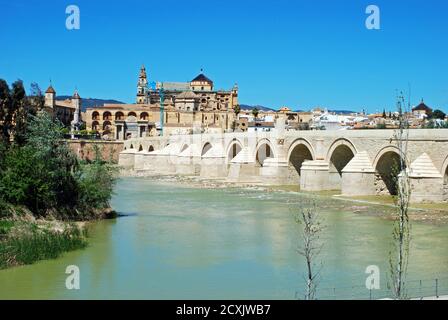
[252,107,259,120]
[233,104,241,118]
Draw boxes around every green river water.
[1,177,447,299]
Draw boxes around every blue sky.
[0,0,447,112]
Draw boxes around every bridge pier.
[408,153,445,203]
[300,160,331,191]
[118,149,136,169]
[341,151,376,196]
[227,163,259,182]
[200,158,227,179]
[259,158,289,185]
[200,144,227,179]
[176,144,202,176]
[134,152,148,171]
[227,147,260,182]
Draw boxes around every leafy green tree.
[0,82,117,220]
[10,80,29,146]
[0,112,79,216]
[0,146,54,213]
[431,109,446,120]
[30,82,45,112]
[0,79,12,143]
[26,112,80,212]
[76,145,117,210]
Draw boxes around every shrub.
[0,112,117,219]
[76,145,117,210]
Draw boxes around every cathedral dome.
[177,90,198,99]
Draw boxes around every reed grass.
[0,222,87,269]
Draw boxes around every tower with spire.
[136,65,149,104]
[45,83,56,108]
[71,89,82,135]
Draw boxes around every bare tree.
[295,200,324,300]
[389,92,412,299]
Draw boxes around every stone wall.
[67,140,123,162]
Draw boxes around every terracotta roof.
[45,86,56,94]
[55,100,75,109]
[73,91,80,99]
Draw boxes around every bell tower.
[136,65,148,104]
[72,90,81,124]
[45,84,56,108]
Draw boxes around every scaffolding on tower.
[159,84,165,136]
[147,80,164,136]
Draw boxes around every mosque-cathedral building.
[84,66,239,140]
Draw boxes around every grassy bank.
[0,219,88,270]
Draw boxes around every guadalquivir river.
[1,177,447,299]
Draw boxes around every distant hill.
[53,96,358,115]
[239,105,356,114]
[56,96,125,112]
[240,104,275,112]
[328,109,357,115]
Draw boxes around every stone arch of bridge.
[254,139,275,167]
[442,155,448,197]
[326,138,357,189]
[148,145,154,152]
[226,139,243,162]
[373,146,407,196]
[287,138,315,183]
[201,142,213,156]
[180,143,189,153]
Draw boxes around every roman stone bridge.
[118,127,448,203]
